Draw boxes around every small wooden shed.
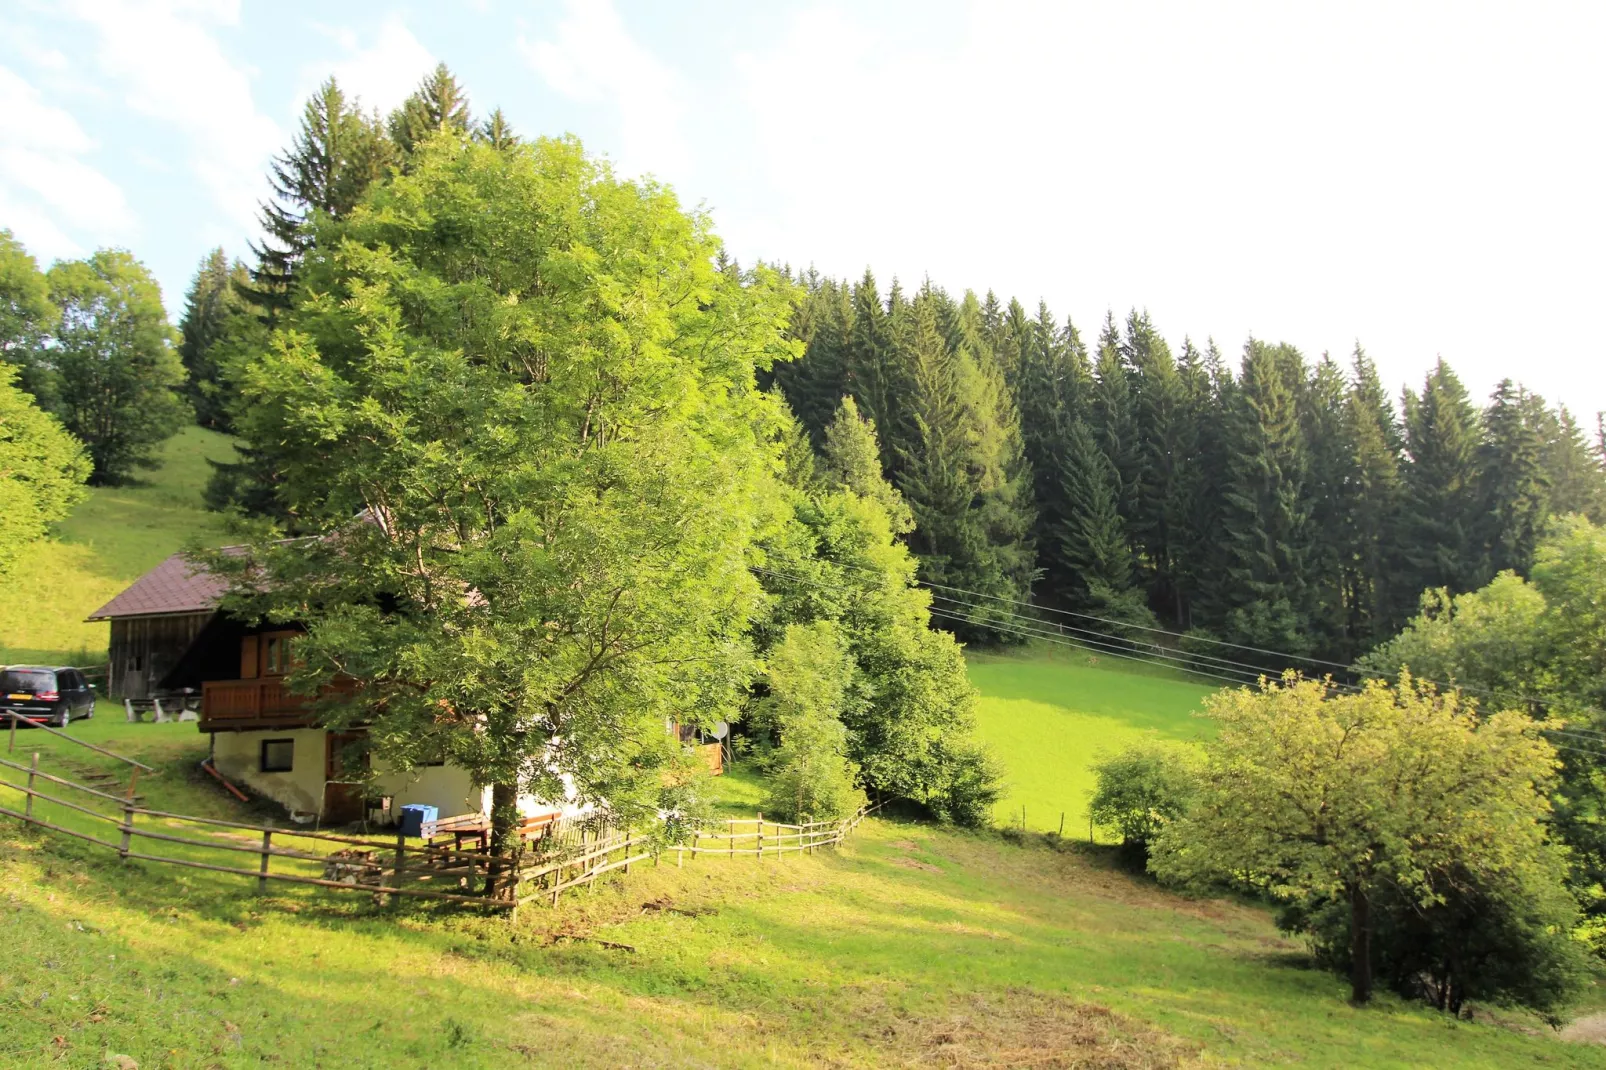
[86,553,227,699]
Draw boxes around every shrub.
[1088,741,1201,854]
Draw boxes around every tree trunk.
[1349,883,1373,1005]
[484,780,519,899]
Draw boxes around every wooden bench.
[419,810,564,852]
[124,695,199,723]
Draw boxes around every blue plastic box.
[398,803,438,838]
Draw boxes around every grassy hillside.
[3,717,1604,1068]
[0,426,236,666]
[970,644,1219,837]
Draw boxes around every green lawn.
[0,427,236,667]
[3,715,1604,1068]
[970,643,1220,838]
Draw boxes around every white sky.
[3,1,1603,416]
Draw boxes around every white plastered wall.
[209,729,579,822]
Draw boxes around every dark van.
[0,666,96,728]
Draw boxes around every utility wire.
[752,560,1606,760]
[778,553,1606,733]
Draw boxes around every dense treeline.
[774,274,1606,660]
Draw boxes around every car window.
[63,670,80,689]
[1,670,55,692]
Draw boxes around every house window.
[260,738,294,773]
[264,636,284,675]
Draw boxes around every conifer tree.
[1059,416,1132,600]
[843,270,898,471]
[250,78,391,312]
[776,278,852,441]
[1477,381,1551,577]
[1301,355,1355,655]
[1218,340,1313,653]
[821,395,913,533]
[1125,309,1187,623]
[388,63,473,158]
[1343,347,1407,643]
[1543,404,1606,522]
[476,107,520,150]
[895,290,1034,640]
[1092,312,1140,530]
[1400,359,1485,597]
[177,247,251,429]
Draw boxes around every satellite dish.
[710,721,730,740]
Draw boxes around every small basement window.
[260,738,294,773]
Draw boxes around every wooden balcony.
[199,677,342,731]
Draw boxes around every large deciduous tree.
[0,364,90,576]
[0,229,57,398]
[1150,675,1571,1007]
[212,134,799,874]
[43,250,188,485]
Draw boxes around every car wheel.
[54,705,70,729]
[83,701,93,721]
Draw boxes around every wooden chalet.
[86,552,721,826]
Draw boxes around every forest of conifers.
[770,275,1606,663]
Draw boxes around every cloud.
[310,16,437,117]
[519,0,688,178]
[58,0,280,234]
[0,64,132,260]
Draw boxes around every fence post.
[7,713,16,754]
[257,817,273,895]
[624,831,633,876]
[727,819,733,859]
[25,752,38,821]
[757,812,763,863]
[390,828,406,909]
[118,802,134,862]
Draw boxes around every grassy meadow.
[5,425,1606,1066]
[4,716,1605,1068]
[0,425,236,667]
[969,644,1220,837]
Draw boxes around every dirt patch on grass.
[872,989,1197,1069]
[889,857,943,873]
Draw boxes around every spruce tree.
[250,78,391,312]
[1092,312,1140,530]
[1477,381,1550,577]
[1059,415,1132,601]
[1218,340,1313,654]
[1301,355,1355,656]
[177,248,251,429]
[1540,404,1606,523]
[895,290,1034,641]
[476,107,519,150]
[388,63,473,158]
[1125,309,1187,624]
[843,270,898,472]
[1343,347,1407,644]
[1400,359,1484,597]
[774,277,851,442]
[821,395,913,532]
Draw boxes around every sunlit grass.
[2,715,1603,1068]
[0,426,236,667]
[969,643,1220,837]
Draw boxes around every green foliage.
[476,107,520,150]
[40,250,188,485]
[0,228,57,397]
[0,363,90,576]
[759,409,999,825]
[177,247,256,430]
[251,77,392,312]
[759,622,868,823]
[1088,740,1202,853]
[388,62,473,158]
[1150,675,1570,1008]
[820,395,911,533]
[1400,360,1485,596]
[212,134,799,853]
[1282,859,1590,1023]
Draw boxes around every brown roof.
[87,553,227,620]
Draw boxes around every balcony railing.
[199,678,339,729]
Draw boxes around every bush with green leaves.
[1088,740,1201,853]
[759,621,867,824]
[0,363,90,575]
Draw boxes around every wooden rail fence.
[0,751,877,916]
